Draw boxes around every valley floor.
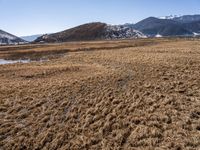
[0,39,200,149]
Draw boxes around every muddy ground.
[0,39,200,149]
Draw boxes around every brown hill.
[35,22,146,43]
[35,23,107,43]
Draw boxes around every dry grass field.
[0,38,200,149]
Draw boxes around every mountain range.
[1,14,200,45]
[21,34,43,42]
[132,15,200,37]
[34,23,146,43]
[35,14,200,43]
[133,17,191,37]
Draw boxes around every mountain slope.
[172,15,200,23]
[158,15,200,34]
[181,20,200,34]
[0,30,26,45]
[35,23,107,43]
[35,22,146,43]
[132,17,193,37]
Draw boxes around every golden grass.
[0,38,176,60]
[0,38,200,149]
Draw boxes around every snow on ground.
[193,32,200,36]
[155,34,163,38]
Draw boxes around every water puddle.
[0,59,45,65]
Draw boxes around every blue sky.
[0,0,199,36]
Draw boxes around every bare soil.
[0,38,200,149]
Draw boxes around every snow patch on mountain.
[159,15,182,20]
[0,30,27,45]
[105,25,147,39]
[193,32,200,36]
[0,32,16,40]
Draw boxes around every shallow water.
[0,59,31,65]
[0,59,48,65]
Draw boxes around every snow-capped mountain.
[0,30,27,45]
[159,15,200,23]
[132,17,193,37]
[131,15,200,37]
